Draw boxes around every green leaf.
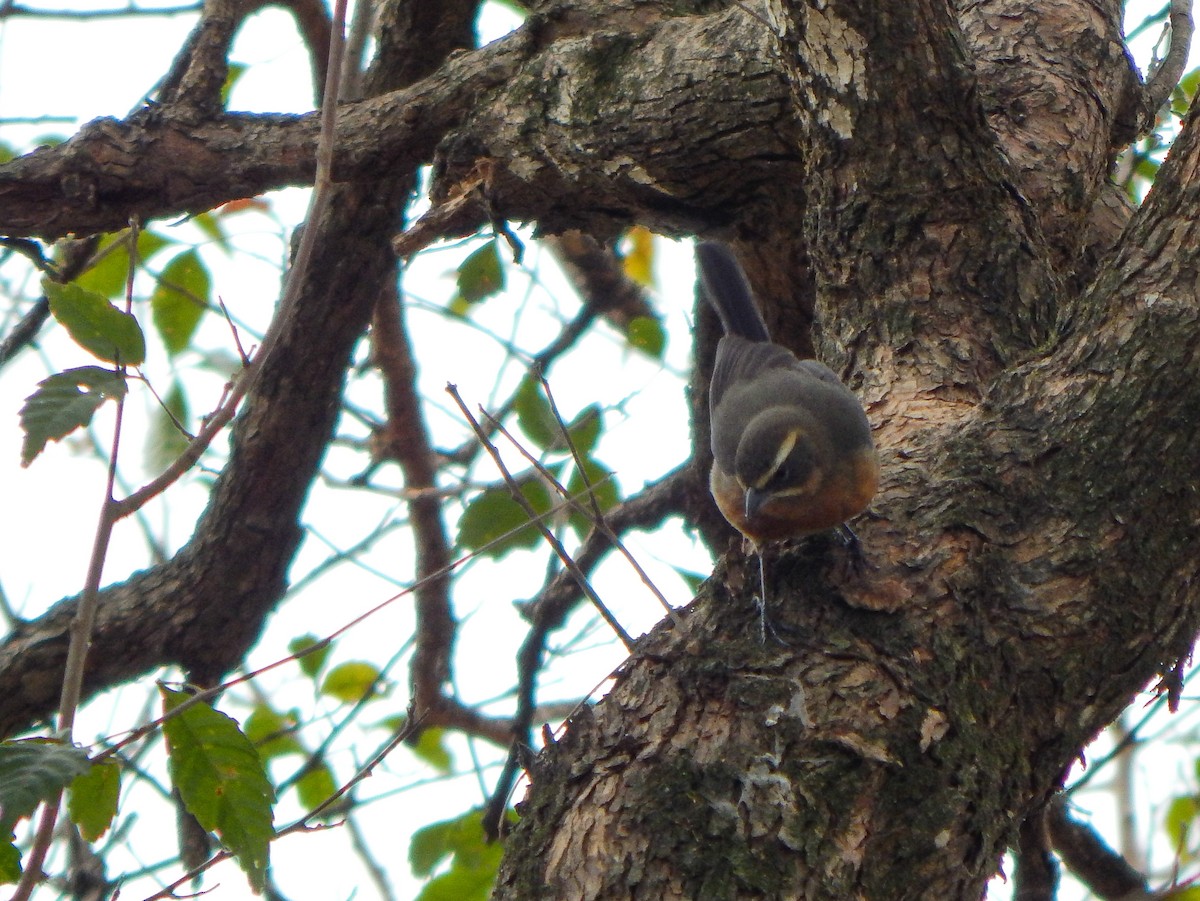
[565,404,602,456]
[626,314,666,359]
[0,740,91,831]
[19,366,127,466]
[289,634,331,679]
[514,376,559,451]
[320,661,383,704]
[151,250,210,356]
[450,240,504,314]
[0,836,20,884]
[75,230,170,300]
[243,706,304,762]
[191,210,232,253]
[294,763,338,817]
[411,728,453,775]
[67,759,121,842]
[46,282,146,365]
[411,808,505,901]
[221,62,249,108]
[456,477,553,557]
[145,379,191,473]
[566,456,619,540]
[161,687,275,893]
[1166,794,1199,859]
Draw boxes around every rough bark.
[1,0,1197,898]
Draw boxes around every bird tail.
[696,242,770,343]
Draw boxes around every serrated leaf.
[411,728,453,774]
[0,740,91,831]
[151,250,210,356]
[452,240,504,311]
[19,366,127,466]
[456,477,553,557]
[145,379,190,473]
[289,634,331,679]
[75,230,170,300]
[45,282,145,365]
[161,687,275,894]
[243,706,304,761]
[295,763,338,817]
[621,226,656,287]
[320,661,382,704]
[566,456,619,540]
[411,808,505,901]
[514,376,559,451]
[626,314,666,359]
[67,759,120,842]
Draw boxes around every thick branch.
[0,27,532,239]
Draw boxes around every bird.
[697,241,879,638]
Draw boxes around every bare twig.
[1141,0,1195,134]
[1046,795,1150,899]
[371,276,456,728]
[446,383,636,653]
[538,373,681,624]
[482,462,693,839]
[544,230,656,332]
[13,221,141,901]
[0,2,203,19]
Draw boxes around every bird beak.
[745,487,769,520]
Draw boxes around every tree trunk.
[491,2,1200,899]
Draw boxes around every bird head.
[735,410,823,520]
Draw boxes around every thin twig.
[1141,0,1195,133]
[12,221,142,901]
[538,373,681,624]
[371,277,455,732]
[446,383,636,653]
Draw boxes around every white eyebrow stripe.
[752,427,800,490]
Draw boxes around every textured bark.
[1,0,1197,898]
[492,2,1200,900]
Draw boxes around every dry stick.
[1143,0,1195,132]
[446,383,635,652]
[11,222,142,901]
[537,373,682,627]
[371,278,455,736]
[485,412,681,632]
[479,387,685,839]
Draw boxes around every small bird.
[697,242,879,638]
